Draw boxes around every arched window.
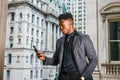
[9,36,13,48]
[18,38,21,44]
[17,35,22,44]
[100,2,120,61]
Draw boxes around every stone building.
[86,0,120,79]
[4,0,63,80]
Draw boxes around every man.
[37,13,98,80]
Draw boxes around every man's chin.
[62,31,67,34]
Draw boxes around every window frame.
[108,19,120,63]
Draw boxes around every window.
[31,28,34,35]
[36,57,38,63]
[41,19,44,27]
[78,6,82,9]
[78,11,82,13]
[31,0,33,3]
[84,31,86,34]
[30,70,33,79]
[109,21,120,61]
[31,38,34,49]
[26,56,28,63]
[9,36,13,48]
[27,14,29,20]
[37,17,39,25]
[32,14,35,23]
[78,14,82,17]
[30,54,33,65]
[78,2,82,5]
[16,56,20,63]
[11,12,15,21]
[50,0,52,3]
[27,23,29,33]
[78,27,82,30]
[36,71,38,78]
[8,54,12,64]
[41,4,43,9]
[41,32,43,38]
[10,27,14,34]
[19,13,22,19]
[36,39,39,48]
[40,69,43,78]
[18,38,21,44]
[84,14,85,16]
[26,38,29,45]
[78,18,82,21]
[36,0,39,6]
[84,26,86,29]
[7,70,10,80]
[36,30,39,36]
[18,23,22,33]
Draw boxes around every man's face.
[59,19,72,34]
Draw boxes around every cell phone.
[33,45,38,53]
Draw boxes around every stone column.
[0,0,8,80]
[44,21,47,50]
[57,26,60,39]
[50,22,52,51]
[47,21,52,51]
[54,24,57,51]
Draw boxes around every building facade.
[98,0,120,78]
[86,0,120,79]
[4,0,63,80]
[62,0,86,34]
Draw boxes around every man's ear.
[69,19,73,25]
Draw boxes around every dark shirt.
[61,30,79,73]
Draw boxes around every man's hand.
[81,77,85,80]
[36,52,45,60]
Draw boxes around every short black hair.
[58,12,73,20]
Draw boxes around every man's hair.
[58,12,73,20]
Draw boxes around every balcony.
[101,63,120,78]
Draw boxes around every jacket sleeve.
[43,40,59,66]
[81,35,98,78]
